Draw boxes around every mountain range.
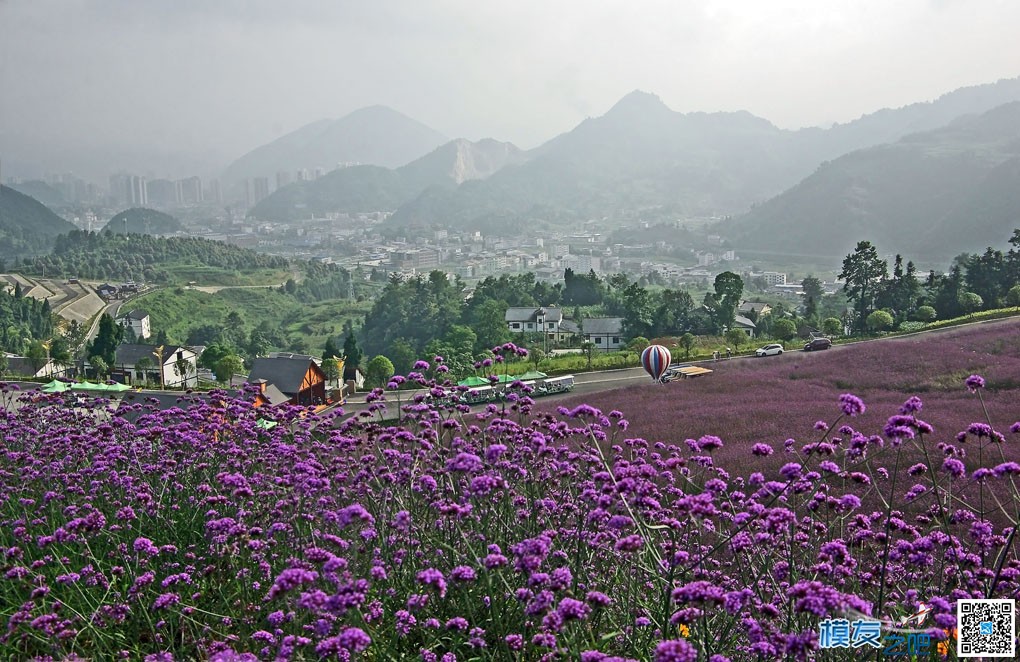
[725,102,1020,261]
[385,78,1020,235]
[243,77,1020,251]
[250,138,521,221]
[220,106,450,190]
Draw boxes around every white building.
[116,309,151,340]
[505,307,564,336]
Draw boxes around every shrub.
[821,317,843,336]
[866,309,894,332]
[913,305,937,322]
[773,318,797,340]
[365,354,395,388]
[897,321,927,333]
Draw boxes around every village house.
[92,344,199,388]
[116,309,151,340]
[738,301,772,319]
[559,317,626,352]
[505,306,564,336]
[247,355,327,406]
[731,315,757,338]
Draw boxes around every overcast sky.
[1,0,1018,181]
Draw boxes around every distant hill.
[386,78,1020,233]
[0,185,77,257]
[105,208,184,235]
[221,106,449,190]
[249,138,520,221]
[8,180,66,208]
[724,102,1020,261]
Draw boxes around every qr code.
[958,599,1015,658]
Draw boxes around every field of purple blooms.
[1,321,1019,660]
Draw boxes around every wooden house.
[247,356,327,406]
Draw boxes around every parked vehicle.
[755,344,784,357]
[803,337,832,351]
[540,375,575,394]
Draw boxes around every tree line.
[24,231,290,283]
[839,230,1020,334]
[354,269,753,376]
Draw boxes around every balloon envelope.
[640,345,672,382]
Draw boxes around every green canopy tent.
[515,370,548,381]
[71,382,132,393]
[40,380,71,393]
[457,376,490,387]
[255,419,278,430]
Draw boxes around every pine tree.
[323,337,341,360]
[87,314,123,367]
[343,331,363,370]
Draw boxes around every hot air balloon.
[640,344,671,383]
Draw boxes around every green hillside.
[725,103,1020,261]
[0,185,77,257]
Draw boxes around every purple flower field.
[1,328,1019,660]
[563,319,1020,481]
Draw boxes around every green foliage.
[821,317,843,337]
[32,231,290,284]
[388,338,417,376]
[562,268,604,306]
[772,318,798,341]
[48,336,71,363]
[285,263,372,303]
[213,354,244,385]
[365,355,395,388]
[343,330,363,370]
[87,314,122,367]
[130,287,369,360]
[958,291,984,314]
[1007,285,1020,307]
[913,306,937,322]
[320,357,341,384]
[360,271,465,359]
[463,298,510,352]
[866,309,894,333]
[679,333,696,359]
[713,271,744,330]
[840,240,888,334]
[25,340,49,373]
[626,336,650,352]
[323,336,342,360]
[724,328,746,350]
[801,275,824,320]
[88,355,108,378]
[0,287,55,355]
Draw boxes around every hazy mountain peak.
[605,90,673,117]
[221,107,448,189]
[401,138,522,185]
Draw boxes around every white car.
[755,343,784,357]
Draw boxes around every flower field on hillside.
[1,323,1019,660]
